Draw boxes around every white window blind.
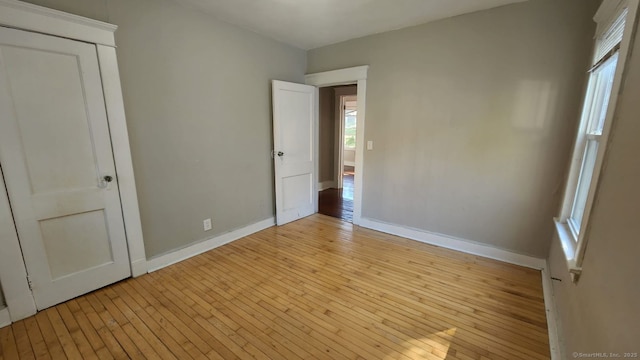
[594,8,627,63]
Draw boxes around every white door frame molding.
[305,66,368,225]
[0,171,35,322]
[0,0,147,323]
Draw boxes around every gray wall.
[21,0,307,258]
[308,0,599,257]
[548,14,640,357]
[319,87,335,183]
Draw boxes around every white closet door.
[0,26,130,310]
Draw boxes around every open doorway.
[306,65,368,225]
[318,85,357,222]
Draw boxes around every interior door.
[0,27,131,310]
[272,80,317,225]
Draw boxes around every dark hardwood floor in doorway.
[319,173,353,222]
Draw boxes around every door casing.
[305,66,369,225]
[0,25,133,310]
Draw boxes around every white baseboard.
[318,181,336,191]
[358,217,546,269]
[147,217,275,272]
[541,262,562,360]
[0,307,10,328]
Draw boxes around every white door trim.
[0,170,36,321]
[305,66,368,225]
[97,46,148,278]
[0,1,147,323]
[337,95,346,189]
[0,307,11,328]
[0,0,117,46]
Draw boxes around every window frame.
[567,52,618,238]
[554,0,638,282]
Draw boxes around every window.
[555,1,634,282]
[343,100,357,149]
[568,52,618,238]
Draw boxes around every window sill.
[553,218,583,283]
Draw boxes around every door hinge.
[27,275,33,290]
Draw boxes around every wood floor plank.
[268,222,549,334]
[183,258,357,359]
[85,293,146,359]
[225,234,537,359]
[62,300,111,354]
[235,226,544,358]
[136,274,232,360]
[11,321,35,360]
[1,214,550,359]
[23,317,50,360]
[70,298,126,359]
[152,269,309,360]
[0,325,19,360]
[55,302,100,359]
[34,311,66,359]
[189,252,386,360]
[168,262,339,360]
[157,270,288,360]
[94,289,176,360]
[124,277,214,358]
[285,220,545,303]
[208,247,435,360]
[216,253,450,357]
[218,242,478,360]
[131,275,225,360]
[250,228,549,334]
[108,283,194,360]
[296,245,552,348]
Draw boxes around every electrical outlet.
[203,218,212,231]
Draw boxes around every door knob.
[99,175,114,189]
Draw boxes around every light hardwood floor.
[0,214,550,359]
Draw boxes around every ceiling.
[177,0,527,50]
